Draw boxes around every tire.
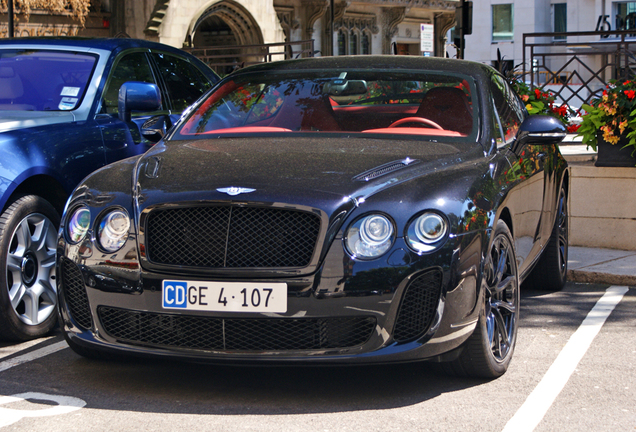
[524,185,568,291]
[0,195,60,341]
[442,220,520,379]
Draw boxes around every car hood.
[0,111,75,133]
[135,136,482,214]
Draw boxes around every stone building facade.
[112,0,459,57]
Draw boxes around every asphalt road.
[0,282,634,432]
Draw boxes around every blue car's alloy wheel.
[0,195,59,341]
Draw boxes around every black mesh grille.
[146,206,321,268]
[60,258,92,330]
[98,307,376,351]
[393,270,442,342]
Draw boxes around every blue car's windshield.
[0,49,98,111]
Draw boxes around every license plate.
[162,280,287,313]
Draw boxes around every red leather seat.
[416,87,473,135]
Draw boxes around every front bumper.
[57,233,485,364]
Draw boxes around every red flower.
[625,90,636,100]
[534,89,542,99]
[567,124,581,133]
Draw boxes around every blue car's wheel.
[0,195,60,341]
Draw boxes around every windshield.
[0,49,98,111]
[175,70,477,140]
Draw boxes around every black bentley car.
[56,56,568,378]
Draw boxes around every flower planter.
[595,133,636,167]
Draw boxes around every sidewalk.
[568,246,636,286]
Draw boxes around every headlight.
[97,209,131,252]
[67,206,91,244]
[345,214,394,259]
[406,212,448,252]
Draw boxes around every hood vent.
[353,158,419,182]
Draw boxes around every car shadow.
[40,347,489,415]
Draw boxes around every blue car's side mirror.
[118,82,162,123]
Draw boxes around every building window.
[338,30,346,56]
[615,2,636,30]
[350,31,358,55]
[361,33,370,54]
[492,4,514,41]
[553,3,567,39]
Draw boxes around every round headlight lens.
[407,212,448,252]
[97,209,130,252]
[345,214,394,259]
[67,206,91,244]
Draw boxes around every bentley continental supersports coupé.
[56,56,568,378]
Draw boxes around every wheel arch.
[4,175,69,216]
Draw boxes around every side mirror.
[141,115,173,143]
[512,115,567,153]
[118,82,161,123]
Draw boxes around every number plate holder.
[162,280,287,313]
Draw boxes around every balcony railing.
[184,40,316,76]
[522,30,636,107]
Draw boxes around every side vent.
[60,258,93,330]
[353,158,419,182]
[393,269,443,342]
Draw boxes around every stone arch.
[187,0,264,48]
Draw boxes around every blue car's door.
[95,49,216,164]
[94,50,163,164]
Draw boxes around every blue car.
[0,38,219,340]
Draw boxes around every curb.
[567,269,636,286]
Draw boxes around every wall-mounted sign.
[420,23,434,53]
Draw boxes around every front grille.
[146,205,321,268]
[60,258,92,330]
[393,270,443,342]
[98,307,376,352]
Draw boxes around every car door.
[95,49,217,165]
[491,75,547,274]
[148,50,215,126]
[94,50,166,164]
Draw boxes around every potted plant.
[510,79,572,125]
[576,78,636,167]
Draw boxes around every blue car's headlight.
[97,209,130,252]
[406,212,448,252]
[345,214,394,259]
[67,206,91,244]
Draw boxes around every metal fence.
[184,39,316,76]
[522,30,636,107]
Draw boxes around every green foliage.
[576,78,636,153]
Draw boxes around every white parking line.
[0,336,56,360]
[0,341,68,373]
[502,285,629,432]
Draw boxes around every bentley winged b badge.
[216,187,256,196]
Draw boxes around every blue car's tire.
[0,195,60,341]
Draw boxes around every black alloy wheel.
[443,220,520,379]
[524,185,569,291]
